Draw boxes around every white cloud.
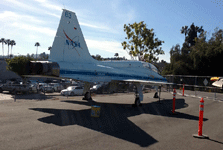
[110,0,136,23]
[12,22,56,37]
[0,11,55,37]
[80,22,110,31]
[2,0,61,18]
[34,0,62,11]
[46,12,60,18]
[5,0,39,12]
[86,39,121,53]
[0,11,45,24]
[85,39,130,59]
[34,0,46,2]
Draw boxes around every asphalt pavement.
[0,91,223,150]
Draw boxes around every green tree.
[114,53,119,57]
[6,56,34,76]
[181,23,204,52]
[122,21,164,62]
[0,38,7,58]
[92,54,103,61]
[35,42,40,59]
[163,23,205,75]
[189,31,208,75]
[27,53,31,58]
[10,40,16,57]
[169,44,181,63]
[39,52,49,60]
[163,27,223,76]
[31,53,35,59]
[5,39,11,58]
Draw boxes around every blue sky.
[0,0,222,62]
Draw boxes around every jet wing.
[120,79,173,85]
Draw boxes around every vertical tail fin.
[50,9,96,63]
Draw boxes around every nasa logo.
[63,30,81,49]
[66,40,80,48]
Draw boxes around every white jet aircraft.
[27,9,170,106]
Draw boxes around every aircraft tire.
[82,92,92,100]
[135,97,141,106]
[71,92,74,96]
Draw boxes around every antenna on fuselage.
[63,3,66,9]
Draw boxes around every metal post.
[182,84,185,96]
[44,87,45,100]
[172,88,176,114]
[158,86,161,103]
[195,76,197,97]
[14,90,16,102]
[172,75,174,91]
[214,87,217,100]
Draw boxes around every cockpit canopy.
[142,62,158,73]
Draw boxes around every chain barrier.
[164,75,223,101]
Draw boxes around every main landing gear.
[133,83,143,107]
[82,82,92,100]
[153,86,161,103]
[83,91,92,100]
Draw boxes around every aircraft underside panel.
[60,69,168,85]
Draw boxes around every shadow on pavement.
[30,97,208,147]
[13,93,51,100]
[206,138,223,145]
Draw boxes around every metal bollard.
[182,84,185,96]
[172,88,176,114]
[14,90,16,102]
[193,98,209,139]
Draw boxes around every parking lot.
[0,91,223,150]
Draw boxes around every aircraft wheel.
[135,97,141,106]
[70,92,74,96]
[83,92,92,100]
[153,92,158,98]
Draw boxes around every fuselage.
[57,60,167,83]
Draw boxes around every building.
[0,58,21,81]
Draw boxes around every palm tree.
[35,42,40,59]
[5,39,11,58]
[10,40,16,58]
[0,38,7,58]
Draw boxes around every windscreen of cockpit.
[142,62,158,73]
[150,64,158,73]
